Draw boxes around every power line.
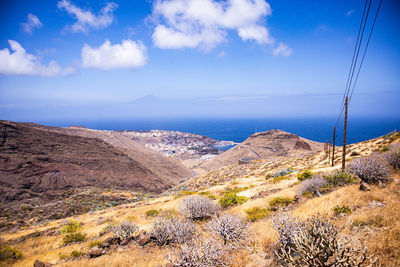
[349,0,383,101]
[335,0,370,128]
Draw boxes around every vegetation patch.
[88,241,102,249]
[70,250,85,258]
[61,220,82,234]
[324,171,355,187]
[348,155,391,185]
[174,190,196,199]
[298,170,313,181]
[272,214,375,266]
[181,195,219,220]
[245,207,270,222]
[219,192,248,208]
[145,209,160,217]
[60,220,87,246]
[269,197,294,211]
[0,245,22,262]
[198,191,217,200]
[273,175,290,183]
[332,205,352,215]
[61,232,87,246]
[353,215,385,228]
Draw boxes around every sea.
[37,116,400,147]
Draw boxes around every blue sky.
[0,0,399,121]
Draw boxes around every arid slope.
[196,129,323,173]
[0,121,191,204]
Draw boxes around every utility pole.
[342,97,348,172]
[332,127,336,167]
[328,139,331,164]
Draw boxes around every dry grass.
[2,135,399,266]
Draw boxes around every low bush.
[181,195,219,220]
[269,197,294,211]
[151,216,196,246]
[298,170,313,181]
[110,221,138,240]
[88,241,102,249]
[245,207,270,222]
[272,213,375,266]
[70,250,85,258]
[273,168,294,178]
[219,192,248,208]
[324,171,355,187]
[0,245,22,262]
[348,154,391,185]
[273,175,290,183]
[333,205,352,215]
[383,148,400,170]
[61,220,82,234]
[61,232,87,246]
[297,176,326,197]
[145,209,159,217]
[206,213,249,246]
[167,237,229,267]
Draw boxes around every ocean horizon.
[28,116,400,146]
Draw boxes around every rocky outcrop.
[294,140,312,150]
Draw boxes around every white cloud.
[21,13,43,34]
[57,0,118,33]
[81,39,147,70]
[272,42,293,57]
[151,0,280,51]
[0,40,76,77]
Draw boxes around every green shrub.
[332,205,352,215]
[61,220,82,234]
[298,170,313,181]
[88,241,102,249]
[324,171,355,187]
[245,207,270,222]
[0,245,22,262]
[61,232,87,246]
[269,197,293,211]
[219,192,248,208]
[70,250,85,258]
[145,209,159,217]
[273,176,290,183]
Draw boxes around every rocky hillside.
[0,120,191,204]
[0,130,399,267]
[196,129,323,174]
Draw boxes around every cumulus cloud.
[0,40,76,77]
[57,0,118,33]
[151,0,280,51]
[272,42,293,57]
[81,39,147,70]
[21,13,43,34]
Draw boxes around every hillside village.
[0,126,399,267]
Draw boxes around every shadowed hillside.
[0,120,191,204]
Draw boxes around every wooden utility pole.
[332,127,336,166]
[342,97,348,171]
[328,139,331,164]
